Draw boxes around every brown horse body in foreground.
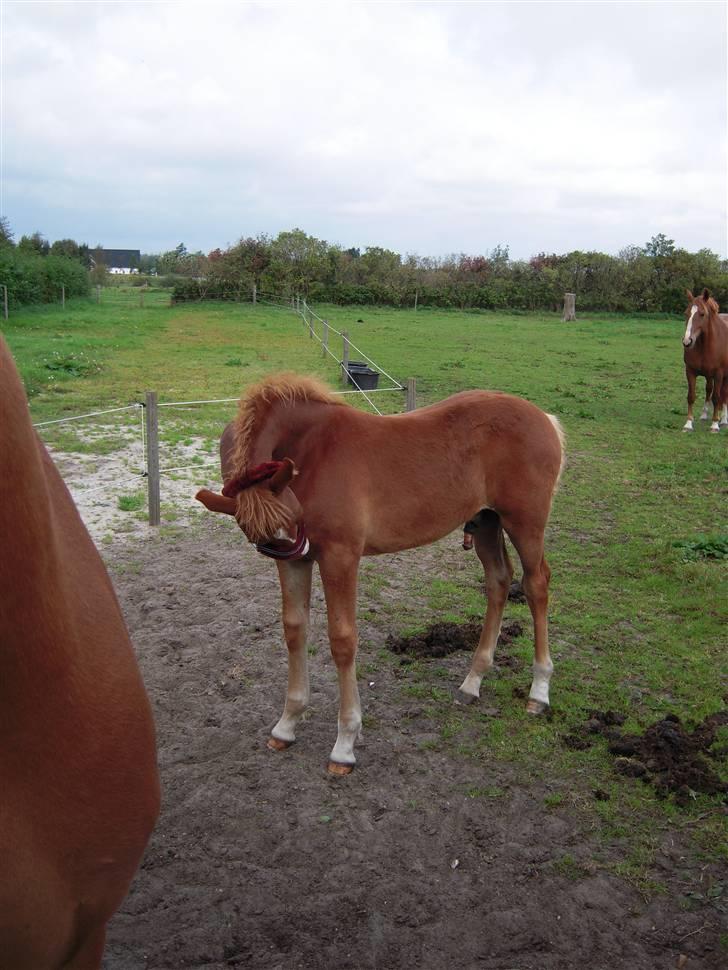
[682,289,728,432]
[198,374,565,774]
[0,336,159,968]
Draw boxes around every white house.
[91,249,141,274]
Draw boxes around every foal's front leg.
[318,549,362,775]
[683,369,697,431]
[269,559,314,750]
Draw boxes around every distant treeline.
[166,230,728,314]
[0,222,90,306]
[2,217,726,313]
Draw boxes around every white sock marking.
[529,660,553,706]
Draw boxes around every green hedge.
[0,249,89,306]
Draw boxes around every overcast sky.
[2,0,726,259]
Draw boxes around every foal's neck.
[247,400,333,466]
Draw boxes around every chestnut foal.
[682,289,728,432]
[197,374,565,774]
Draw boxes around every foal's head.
[683,289,720,348]
[195,458,304,547]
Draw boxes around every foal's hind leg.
[501,516,553,715]
[459,511,513,702]
[269,559,314,750]
[709,375,725,433]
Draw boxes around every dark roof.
[94,249,140,268]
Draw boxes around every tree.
[644,234,675,258]
[0,216,13,247]
[50,238,80,261]
[489,244,510,272]
[18,232,50,256]
[268,229,328,296]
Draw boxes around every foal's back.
[0,337,159,969]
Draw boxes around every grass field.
[3,287,727,891]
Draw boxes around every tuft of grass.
[671,534,728,562]
[117,492,146,512]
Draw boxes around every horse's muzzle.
[255,523,310,561]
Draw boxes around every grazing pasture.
[3,292,727,968]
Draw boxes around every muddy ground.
[102,522,727,970]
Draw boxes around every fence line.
[31,290,418,524]
[33,403,143,428]
[258,289,404,394]
[297,297,404,391]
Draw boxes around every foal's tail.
[546,414,567,492]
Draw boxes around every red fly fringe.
[222,461,287,498]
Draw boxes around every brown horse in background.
[682,289,728,432]
[197,373,565,775]
[0,336,159,969]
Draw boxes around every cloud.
[3,0,726,256]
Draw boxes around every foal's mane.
[233,372,347,470]
[689,290,721,318]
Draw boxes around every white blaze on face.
[683,305,698,344]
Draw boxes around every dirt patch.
[564,711,728,805]
[385,619,524,660]
[94,528,728,970]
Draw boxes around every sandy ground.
[82,525,724,970]
[43,416,221,544]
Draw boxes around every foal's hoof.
[526,699,550,716]
[327,761,354,776]
[267,736,293,751]
[462,535,474,551]
[454,688,478,706]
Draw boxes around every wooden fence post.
[252,282,257,304]
[562,293,576,322]
[406,377,417,411]
[2,285,8,320]
[145,391,160,527]
[414,289,418,312]
[61,285,65,308]
[322,319,328,357]
[342,330,350,380]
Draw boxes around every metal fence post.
[323,319,328,357]
[342,330,350,381]
[145,391,161,526]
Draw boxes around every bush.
[0,249,89,307]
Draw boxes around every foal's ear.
[702,288,711,300]
[268,458,297,495]
[195,488,238,515]
[686,289,694,301]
